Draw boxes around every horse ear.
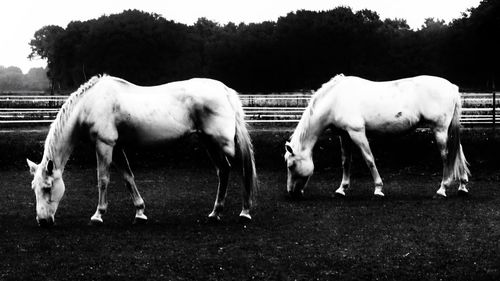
[285,143,294,155]
[27,159,38,175]
[46,160,54,176]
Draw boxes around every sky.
[0,0,482,74]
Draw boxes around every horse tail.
[226,88,258,205]
[446,88,470,181]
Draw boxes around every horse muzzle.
[37,216,55,228]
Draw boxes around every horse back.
[78,77,236,145]
[320,75,459,133]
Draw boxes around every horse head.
[27,159,65,227]
[284,142,314,199]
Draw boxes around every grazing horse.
[285,74,469,199]
[27,75,257,227]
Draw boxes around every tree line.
[28,0,499,92]
[0,66,49,92]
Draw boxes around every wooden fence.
[0,92,498,127]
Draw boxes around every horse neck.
[40,74,103,171]
[42,109,80,172]
[291,104,329,155]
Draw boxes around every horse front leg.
[209,160,230,222]
[90,140,114,225]
[348,129,384,197]
[335,133,352,197]
[113,149,148,224]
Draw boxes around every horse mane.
[310,73,345,110]
[291,74,345,147]
[43,74,106,162]
[291,105,314,147]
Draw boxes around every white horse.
[27,75,257,227]
[285,74,469,199]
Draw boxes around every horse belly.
[365,111,420,133]
[119,112,195,145]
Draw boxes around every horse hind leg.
[434,129,452,198]
[335,133,353,197]
[113,148,148,224]
[201,134,232,222]
[347,129,384,197]
[457,144,469,196]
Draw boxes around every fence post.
[493,90,497,131]
[493,80,497,133]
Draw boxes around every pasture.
[1,127,500,280]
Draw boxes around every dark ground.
[1,126,500,280]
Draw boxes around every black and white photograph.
[0,0,499,280]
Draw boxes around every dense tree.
[443,0,499,89]
[27,1,499,92]
[28,25,65,63]
[28,25,64,92]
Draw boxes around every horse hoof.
[373,194,385,200]
[37,218,55,228]
[457,190,469,197]
[207,215,222,224]
[133,217,148,225]
[88,219,103,226]
[238,215,252,224]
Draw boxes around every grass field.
[1,127,500,280]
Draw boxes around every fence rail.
[0,93,498,127]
